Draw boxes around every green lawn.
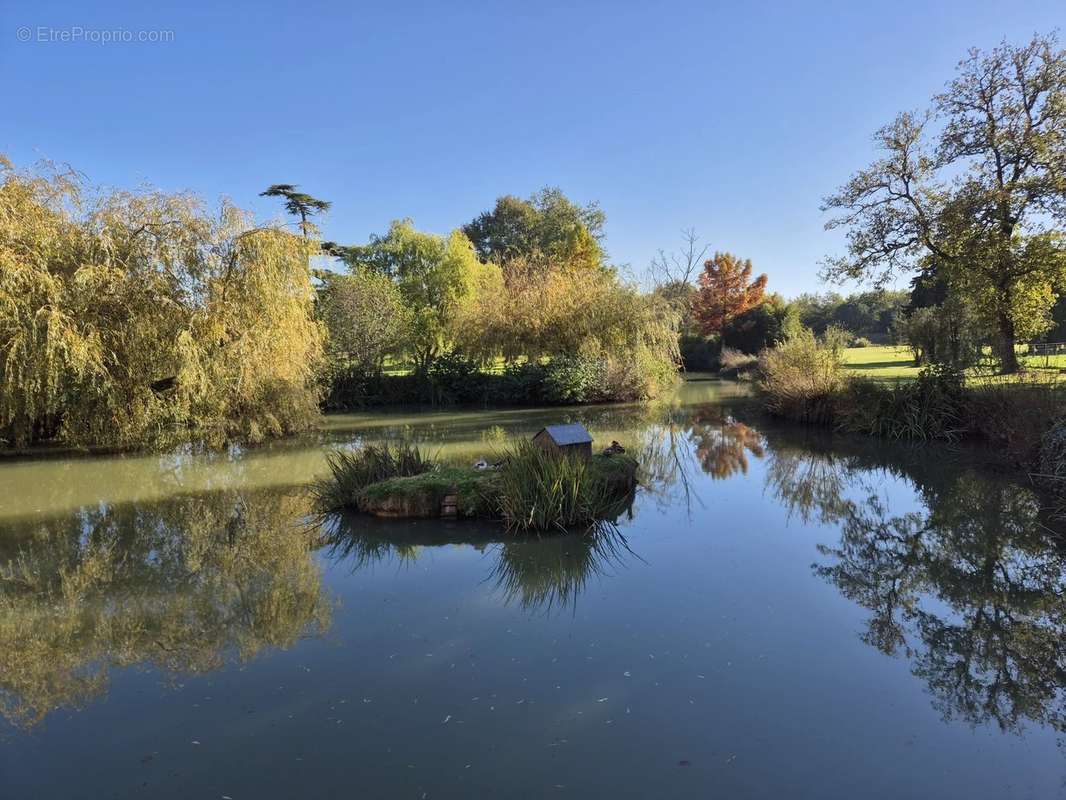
[841,344,1066,384]
[841,345,923,381]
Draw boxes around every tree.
[721,297,801,354]
[647,228,710,336]
[463,187,606,270]
[0,157,324,449]
[823,34,1066,372]
[342,220,491,371]
[260,184,331,237]
[693,252,768,335]
[316,271,411,376]
[647,227,709,287]
[453,263,680,399]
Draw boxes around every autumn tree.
[823,34,1066,372]
[693,252,768,335]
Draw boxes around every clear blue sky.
[3,0,1064,296]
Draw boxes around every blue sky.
[3,0,1064,296]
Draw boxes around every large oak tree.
[823,34,1066,372]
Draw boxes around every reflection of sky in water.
[1,379,1065,799]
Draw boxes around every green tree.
[823,34,1066,372]
[342,220,490,371]
[721,297,801,354]
[316,270,411,376]
[463,187,606,270]
[259,184,331,237]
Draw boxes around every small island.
[313,425,638,533]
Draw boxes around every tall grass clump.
[967,377,1066,466]
[718,347,758,379]
[492,441,635,533]
[757,328,847,424]
[840,366,967,442]
[312,442,435,512]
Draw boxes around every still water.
[1,379,1064,798]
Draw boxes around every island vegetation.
[312,440,638,533]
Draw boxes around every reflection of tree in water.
[0,489,330,729]
[768,445,1066,734]
[324,515,636,617]
[687,407,765,480]
[629,404,767,516]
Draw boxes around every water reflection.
[3,384,1066,760]
[0,489,330,729]
[766,441,1066,734]
[323,514,637,616]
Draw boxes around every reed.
[492,440,636,533]
[311,442,435,513]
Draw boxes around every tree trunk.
[996,313,1019,373]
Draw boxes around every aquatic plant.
[311,442,436,512]
[839,366,967,442]
[492,440,636,533]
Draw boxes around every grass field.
[841,345,1066,384]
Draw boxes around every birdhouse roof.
[537,423,593,446]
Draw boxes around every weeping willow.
[0,156,324,449]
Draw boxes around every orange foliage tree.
[693,252,768,335]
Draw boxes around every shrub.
[679,334,720,371]
[853,337,872,348]
[967,378,1066,466]
[311,442,435,513]
[839,366,966,441]
[721,300,801,354]
[541,355,607,404]
[427,352,486,404]
[1041,417,1066,517]
[757,329,846,424]
[486,361,547,405]
[1040,417,1066,481]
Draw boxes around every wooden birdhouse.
[532,423,593,460]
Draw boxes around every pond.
[1,378,1064,799]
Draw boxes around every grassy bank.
[756,333,1066,506]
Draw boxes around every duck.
[473,458,490,470]
[602,440,626,456]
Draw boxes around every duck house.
[532,423,593,460]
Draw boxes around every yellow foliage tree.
[0,156,324,449]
